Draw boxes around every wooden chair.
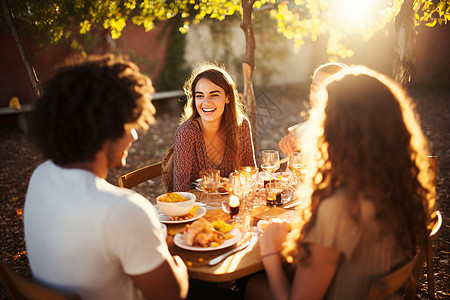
[424,156,440,300]
[405,210,443,300]
[367,254,418,300]
[118,161,162,189]
[426,210,443,299]
[404,155,441,299]
[428,155,438,188]
[0,260,80,300]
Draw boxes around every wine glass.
[261,150,280,187]
[288,152,306,182]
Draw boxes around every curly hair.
[181,62,246,170]
[29,54,156,165]
[285,66,434,262]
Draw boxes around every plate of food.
[158,205,206,224]
[173,218,241,251]
[193,178,230,195]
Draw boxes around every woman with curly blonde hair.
[172,63,256,192]
[249,66,435,300]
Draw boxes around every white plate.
[159,206,206,224]
[173,228,242,251]
[194,178,229,195]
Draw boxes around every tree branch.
[1,0,42,97]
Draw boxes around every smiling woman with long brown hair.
[172,63,256,192]
[249,66,435,300]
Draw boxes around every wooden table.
[165,190,293,283]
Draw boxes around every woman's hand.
[260,219,290,255]
[258,219,292,300]
[278,134,296,155]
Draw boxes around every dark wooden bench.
[0,104,33,133]
[0,91,184,133]
[152,90,184,101]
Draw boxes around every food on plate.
[158,193,189,203]
[213,220,234,232]
[169,206,199,221]
[217,186,228,193]
[185,217,234,247]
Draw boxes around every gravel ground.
[0,85,448,299]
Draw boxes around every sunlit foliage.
[7,0,449,58]
[415,0,450,26]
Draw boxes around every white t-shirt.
[24,160,170,300]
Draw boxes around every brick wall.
[0,23,169,107]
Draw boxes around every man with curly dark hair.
[24,54,188,300]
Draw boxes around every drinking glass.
[229,171,243,197]
[261,150,280,187]
[265,181,284,207]
[199,169,221,210]
[238,166,259,181]
[199,169,220,192]
[288,152,306,183]
[222,195,241,221]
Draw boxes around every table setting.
[152,149,307,282]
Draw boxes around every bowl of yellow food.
[156,192,196,217]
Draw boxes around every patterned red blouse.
[173,118,256,191]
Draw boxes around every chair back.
[423,156,440,300]
[367,254,417,300]
[427,155,438,188]
[369,156,441,300]
[118,161,162,189]
[404,155,440,299]
[0,261,80,300]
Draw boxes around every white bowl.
[156,192,196,217]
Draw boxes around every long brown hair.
[286,66,434,262]
[181,63,246,170]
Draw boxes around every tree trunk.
[240,0,258,158]
[393,0,415,89]
[1,0,42,97]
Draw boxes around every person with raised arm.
[278,62,347,155]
